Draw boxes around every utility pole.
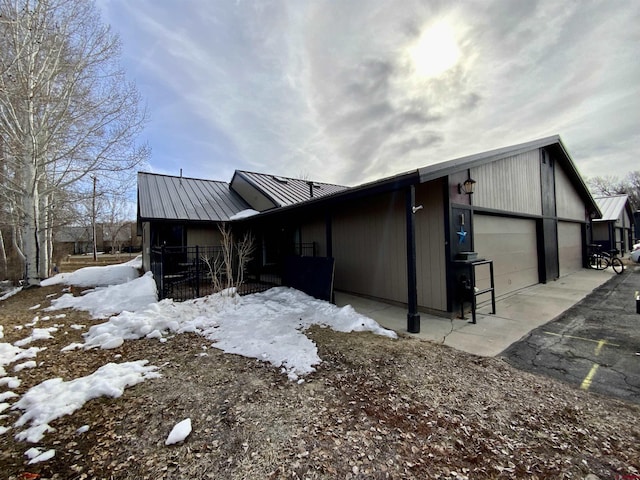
[91,174,98,261]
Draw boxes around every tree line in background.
[587,171,640,211]
[0,0,148,284]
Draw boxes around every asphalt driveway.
[502,265,640,404]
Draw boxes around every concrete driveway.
[501,265,640,404]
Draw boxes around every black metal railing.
[151,242,316,301]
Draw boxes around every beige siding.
[187,226,221,246]
[301,216,327,257]
[558,221,583,276]
[471,151,542,215]
[555,163,585,220]
[415,181,447,312]
[474,215,539,297]
[333,192,407,304]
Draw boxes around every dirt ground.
[1,279,639,479]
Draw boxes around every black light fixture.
[458,177,476,195]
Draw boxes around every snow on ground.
[13,361,160,443]
[1,257,395,464]
[46,272,157,319]
[40,256,142,288]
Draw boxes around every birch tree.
[0,0,148,284]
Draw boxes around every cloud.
[98,0,640,186]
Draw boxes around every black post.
[406,185,420,333]
[160,244,165,300]
[195,245,200,298]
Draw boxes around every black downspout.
[406,185,420,333]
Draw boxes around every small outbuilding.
[592,195,634,254]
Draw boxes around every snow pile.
[229,208,260,220]
[41,256,142,288]
[79,286,396,380]
[12,361,161,443]
[165,418,192,445]
[0,287,22,302]
[46,272,157,319]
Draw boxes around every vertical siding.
[471,151,542,215]
[300,216,327,257]
[414,181,447,312]
[555,163,585,220]
[333,192,408,303]
[187,227,221,246]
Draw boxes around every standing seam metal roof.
[137,172,251,221]
[234,170,348,207]
[593,195,629,222]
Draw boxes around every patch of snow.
[229,209,260,220]
[25,446,56,464]
[165,418,192,445]
[0,391,18,402]
[41,256,142,287]
[28,304,41,310]
[1,344,44,370]
[0,377,21,389]
[46,272,157,319]
[76,425,90,434]
[12,360,161,443]
[14,328,58,347]
[14,361,37,372]
[0,287,22,302]
[0,425,10,435]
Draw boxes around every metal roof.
[137,172,251,222]
[233,170,348,207]
[593,195,629,222]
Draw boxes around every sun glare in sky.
[409,22,461,78]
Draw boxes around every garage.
[558,221,583,277]
[474,215,539,297]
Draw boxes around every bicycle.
[587,244,624,274]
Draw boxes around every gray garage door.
[558,221,583,276]
[474,215,539,297]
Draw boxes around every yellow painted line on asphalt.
[581,364,599,390]
[543,331,619,347]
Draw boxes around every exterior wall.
[558,221,583,276]
[415,181,447,312]
[332,192,408,304]
[187,226,221,246]
[555,164,586,220]
[300,216,327,257]
[471,150,542,216]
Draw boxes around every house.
[137,135,600,332]
[591,195,634,253]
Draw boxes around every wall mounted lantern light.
[458,177,476,195]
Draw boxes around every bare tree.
[0,0,148,285]
[201,224,255,296]
[588,171,640,210]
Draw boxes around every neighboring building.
[137,135,600,332]
[592,195,634,253]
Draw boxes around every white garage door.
[558,222,583,276]
[474,215,539,297]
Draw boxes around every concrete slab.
[335,268,616,357]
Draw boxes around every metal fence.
[151,242,316,301]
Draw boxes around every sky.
[96,0,640,187]
[1,257,394,462]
